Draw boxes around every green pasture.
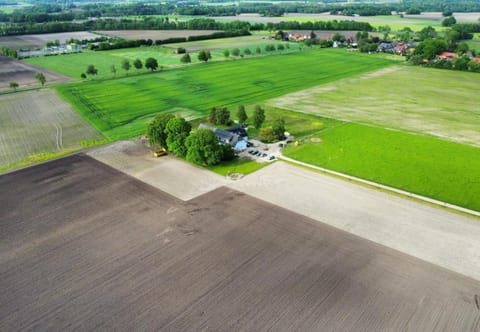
[57,48,394,139]
[283,122,480,212]
[269,66,480,147]
[465,40,480,52]
[24,47,187,79]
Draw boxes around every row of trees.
[0,16,375,37]
[146,114,234,166]
[9,72,46,92]
[80,58,160,79]
[5,1,480,24]
[206,104,284,143]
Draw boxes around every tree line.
[4,1,480,24]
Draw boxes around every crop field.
[24,36,302,80]
[166,34,299,51]
[269,66,480,147]
[1,154,480,331]
[0,32,100,50]
[0,89,104,171]
[283,122,480,212]
[57,49,394,139]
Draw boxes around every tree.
[185,129,223,166]
[417,26,437,41]
[208,107,217,124]
[244,48,251,56]
[256,46,261,54]
[237,105,247,124]
[121,59,131,75]
[252,105,265,129]
[146,113,175,148]
[81,73,87,80]
[177,47,186,54]
[86,64,98,76]
[457,42,469,55]
[259,127,276,143]
[145,57,158,71]
[110,64,117,77]
[232,48,240,57]
[277,44,285,51]
[180,53,191,64]
[310,30,317,40]
[442,16,456,27]
[133,58,143,72]
[223,49,230,58]
[216,107,230,125]
[198,50,211,62]
[165,117,192,157]
[9,81,18,91]
[34,72,46,86]
[272,118,285,140]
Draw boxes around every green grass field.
[57,49,394,139]
[269,65,480,147]
[283,122,480,212]
[206,158,268,176]
[24,47,188,80]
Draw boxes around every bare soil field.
[0,31,100,50]
[0,56,70,91]
[96,30,221,40]
[231,161,480,281]
[1,154,480,331]
[0,89,103,168]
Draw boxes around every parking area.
[238,139,286,163]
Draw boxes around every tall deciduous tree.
[133,58,143,72]
[223,49,230,58]
[121,59,131,75]
[145,57,158,71]
[272,118,285,140]
[216,107,230,125]
[180,53,191,64]
[110,64,117,77]
[185,129,223,166]
[198,50,211,62]
[147,113,175,148]
[252,105,265,129]
[9,81,18,91]
[86,64,98,76]
[34,72,46,86]
[208,107,217,124]
[165,117,192,157]
[237,105,247,124]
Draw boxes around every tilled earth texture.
[1,154,480,331]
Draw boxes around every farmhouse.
[199,124,248,151]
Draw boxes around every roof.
[227,126,248,138]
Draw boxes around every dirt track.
[1,155,480,331]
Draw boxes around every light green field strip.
[269,65,480,147]
[56,48,394,139]
[0,89,104,170]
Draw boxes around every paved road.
[230,162,480,281]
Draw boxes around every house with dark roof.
[199,124,248,151]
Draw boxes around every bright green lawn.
[283,123,480,212]
[57,48,394,139]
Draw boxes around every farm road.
[230,162,480,281]
[1,154,480,331]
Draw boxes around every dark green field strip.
[284,123,480,212]
[57,49,395,139]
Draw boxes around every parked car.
[269,155,275,160]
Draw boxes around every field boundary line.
[279,155,480,218]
